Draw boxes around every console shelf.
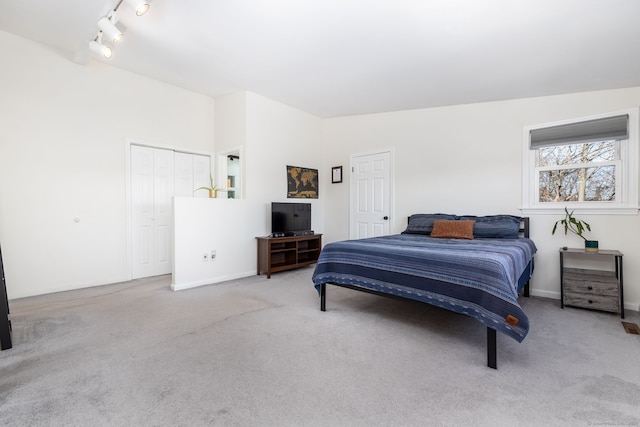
[256,234,322,278]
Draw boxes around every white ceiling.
[2,0,640,118]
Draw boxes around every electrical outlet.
[210,250,216,260]
[202,252,208,262]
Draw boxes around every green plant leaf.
[552,206,592,240]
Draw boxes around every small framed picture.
[331,166,343,183]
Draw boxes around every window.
[537,140,618,203]
[522,109,639,213]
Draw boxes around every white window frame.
[522,108,639,214]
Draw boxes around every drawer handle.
[588,299,593,304]
[587,286,593,290]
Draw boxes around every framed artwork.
[331,166,343,183]
[287,165,318,198]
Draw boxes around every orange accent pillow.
[430,220,476,240]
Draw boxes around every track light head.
[88,0,150,60]
[124,0,151,16]
[89,41,113,59]
[97,16,123,44]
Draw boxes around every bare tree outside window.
[537,141,617,203]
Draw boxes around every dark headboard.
[520,217,530,238]
[405,216,530,239]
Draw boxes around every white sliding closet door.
[193,154,211,196]
[174,152,195,197]
[175,152,211,197]
[131,146,175,279]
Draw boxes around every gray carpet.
[1,267,639,426]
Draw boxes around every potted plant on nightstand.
[194,175,227,198]
[552,207,598,252]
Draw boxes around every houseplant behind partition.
[552,207,598,252]
[194,175,227,198]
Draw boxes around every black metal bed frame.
[319,217,531,369]
[0,244,12,351]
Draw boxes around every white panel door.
[131,147,209,279]
[174,152,195,197]
[193,154,211,198]
[350,151,392,239]
[131,145,156,279]
[131,146,174,279]
[153,148,174,276]
[175,152,211,198]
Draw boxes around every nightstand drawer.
[563,292,619,313]
[563,268,618,296]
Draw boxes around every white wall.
[172,198,256,290]
[172,92,323,290]
[215,92,247,153]
[0,30,215,298]
[245,92,323,232]
[214,92,247,197]
[321,87,640,311]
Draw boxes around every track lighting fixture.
[124,0,151,16]
[97,16,123,44]
[88,0,152,60]
[89,40,113,59]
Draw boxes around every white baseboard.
[530,288,560,300]
[171,270,256,291]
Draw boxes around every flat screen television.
[271,202,312,237]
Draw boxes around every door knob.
[383,216,389,220]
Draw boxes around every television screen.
[271,202,311,236]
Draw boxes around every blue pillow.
[458,215,522,239]
[402,214,457,235]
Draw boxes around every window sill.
[520,207,639,215]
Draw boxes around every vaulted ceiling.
[2,0,640,117]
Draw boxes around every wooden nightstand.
[559,248,624,319]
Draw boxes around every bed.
[312,214,536,369]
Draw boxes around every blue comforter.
[312,234,537,342]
